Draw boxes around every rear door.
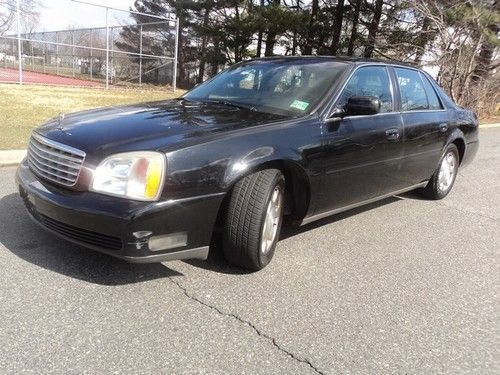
[316,65,406,214]
[393,67,449,186]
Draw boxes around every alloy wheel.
[438,151,457,192]
[260,186,282,255]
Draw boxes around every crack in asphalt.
[168,277,325,375]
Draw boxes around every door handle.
[385,128,400,140]
[439,123,448,132]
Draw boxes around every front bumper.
[16,160,225,263]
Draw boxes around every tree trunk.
[264,0,280,56]
[364,0,383,58]
[303,0,319,55]
[347,0,361,56]
[292,29,298,55]
[177,19,186,88]
[329,0,345,55]
[256,31,263,57]
[256,0,264,57]
[414,17,432,66]
[234,4,242,62]
[471,0,499,81]
[197,5,210,84]
[210,64,218,76]
[264,31,276,56]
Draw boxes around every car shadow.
[397,189,428,201]
[183,233,255,275]
[184,195,403,275]
[280,196,403,240]
[0,193,182,285]
[2,190,406,280]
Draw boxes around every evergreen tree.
[117,0,499,118]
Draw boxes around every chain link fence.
[0,0,179,90]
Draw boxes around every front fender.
[164,117,322,218]
[222,145,304,189]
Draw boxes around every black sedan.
[16,57,479,271]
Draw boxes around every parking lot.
[0,127,498,374]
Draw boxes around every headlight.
[91,151,165,201]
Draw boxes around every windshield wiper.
[204,99,257,112]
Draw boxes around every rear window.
[419,73,443,110]
[395,68,429,111]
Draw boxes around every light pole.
[105,6,109,89]
[16,0,22,85]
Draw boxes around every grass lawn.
[0,84,184,150]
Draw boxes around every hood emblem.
[56,112,72,135]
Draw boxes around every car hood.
[35,99,287,160]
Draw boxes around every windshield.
[184,59,348,116]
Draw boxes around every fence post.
[16,0,22,85]
[173,17,179,93]
[89,29,93,80]
[139,24,143,86]
[72,30,75,77]
[105,7,109,89]
[110,27,114,85]
[56,31,59,75]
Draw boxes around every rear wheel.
[422,144,459,200]
[223,169,285,271]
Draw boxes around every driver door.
[315,65,406,214]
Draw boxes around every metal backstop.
[0,0,179,90]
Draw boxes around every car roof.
[250,55,418,70]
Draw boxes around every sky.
[37,0,137,31]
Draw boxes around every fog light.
[148,232,187,251]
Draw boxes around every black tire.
[422,144,459,200]
[223,169,285,271]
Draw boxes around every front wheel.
[223,169,285,271]
[422,144,459,200]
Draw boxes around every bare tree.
[0,0,39,35]
[415,0,499,116]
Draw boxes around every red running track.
[0,67,103,87]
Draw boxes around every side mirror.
[325,107,346,122]
[346,96,380,116]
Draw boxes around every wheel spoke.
[261,186,282,255]
[438,152,456,192]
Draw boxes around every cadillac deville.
[16,57,479,271]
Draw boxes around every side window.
[419,73,443,110]
[395,68,429,111]
[337,66,393,113]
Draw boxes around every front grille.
[27,133,85,187]
[38,213,123,251]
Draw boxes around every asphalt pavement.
[0,128,499,374]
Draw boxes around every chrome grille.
[27,133,85,187]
